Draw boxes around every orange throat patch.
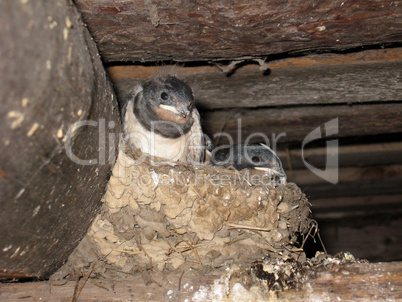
[154,106,191,125]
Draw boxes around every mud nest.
[54,142,312,279]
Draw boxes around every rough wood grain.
[107,48,402,80]
[283,162,402,216]
[200,103,402,145]
[278,142,402,170]
[288,164,402,198]
[0,262,401,301]
[73,0,402,62]
[0,0,120,279]
[113,60,402,110]
[187,61,402,109]
[311,194,402,211]
[110,49,402,109]
[300,177,402,200]
[289,164,402,187]
[318,218,402,262]
[281,262,402,301]
[279,142,402,207]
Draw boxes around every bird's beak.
[254,167,287,184]
[159,104,190,118]
[159,104,180,115]
[253,167,271,172]
[254,166,286,177]
[178,106,191,118]
[254,166,286,178]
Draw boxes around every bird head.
[242,144,287,184]
[143,76,195,124]
[212,144,287,184]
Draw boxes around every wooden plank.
[281,262,402,300]
[278,142,402,170]
[110,59,402,109]
[307,195,402,262]
[287,165,402,201]
[73,0,402,62]
[278,143,402,202]
[200,103,402,145]
[310,194,402,210]
[317,218,402,262]
[1,262,401,301]
[288,165,402,186]
[301,178,402,200]
[107,48,402,80]
[310,194,402,219]
[187,61,402,109]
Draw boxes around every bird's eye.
[161,92,169,100]
[251,156,261,164]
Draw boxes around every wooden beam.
[288,165,402,186]
[317,218,402,262]
[200,103,402,145]
[1,262,401,301]
[278,142,402,170]
[280,143,402,203]
[294,170,402,200]
[287,165,402,201]
[74,0,401,62]
[107,48,402,80]
[109,50,402,109]
[188,61,402,109]
[281,262,402,300]
[311,194,402,211]
[303,181,402,201]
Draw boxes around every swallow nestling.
[120,75,206,163]
[211,144,287,184]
